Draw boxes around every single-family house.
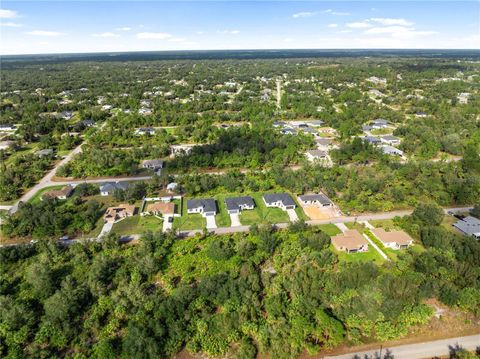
[380,135,401,145]
[167,182,178,192]
[170,144,195,157]
[142,159,164,171]
[81,119,94,127]
[372,119,389,128]
[371,228,413,249]
[280,128,296,135]
[135,127,156,135]
[42,185,74,200]
[99,182,129,196]
[315,138,333,151]
[187,198,217,217]
[457,92,470,104]
[306,149,328,162]
[224,196,255,214]
[331,230,369,253]
[415,112,427,118]
[297,194,332,207]
[299,127,318,135]
[61,111,73,120]
[367,76,387,85]
[380,145,404,156]
[0,124,16,131]
[362,125,374,132]
[308,120,325,127]
[0,140,14,150]
[36,148,54,157]
[145,202,175,216]
[263,193,296,210]
[103,204,135,223]
[453,216,480,239]
[363,136,381,145]
[273,121,286,128]
[138,108,153,116]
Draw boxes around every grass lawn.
[240,193,290,225]
[345,222,366,232]
[370,128,393,135]
[111,215,163,235]
[441,215,458,233]
[173,199,205,230]
[335,245,386,265]
[369,219,399,231]
[317,224,342,236]
[29,185,64,204]
[213,194,231,228]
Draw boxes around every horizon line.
[2,47,480,57]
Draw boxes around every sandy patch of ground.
[303,205,338,220]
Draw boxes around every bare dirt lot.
[303,205,338,220]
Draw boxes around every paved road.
[8,144,84,213]
[325,334,480,359]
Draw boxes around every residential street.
[324,334,480,359]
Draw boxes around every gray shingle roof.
[187,198,217,212]
[453,216,480,236]
[224,196,254,211]
[298,194,332,206]
[100,181,129,193]
[263,193,295,207]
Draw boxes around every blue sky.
[0,1,478,54]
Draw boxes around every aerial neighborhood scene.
[0,1,479,358]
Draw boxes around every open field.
[111,215,163,235]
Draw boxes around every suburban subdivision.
[1,48,479,359]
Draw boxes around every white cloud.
[168,37,186,42]
[328,23,338,28]
[364,26,437,39]
[92,32,120,38]
[293,12,315,18]
[196,31,204,35]
[218,30,240,35]
[338,30,353,34]
[0,22,22,27]
[370,18,414,26]
[347,22,372,29]
[116,27,131,31]
[322,9,350,16]
[284,37,294,42]
[136,32,172,39]
[26,30,64,37]
[0,9,18,18]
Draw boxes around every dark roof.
[142,159,164,168]
[298,194,332,205]
[363,136,381,144]
[100,181,129,193]
[187,198,217,212]
[263,193,295,207]
[224,196,254,211]
[316,138,332,146]
[453,216,480,236]
[381,135,400,141]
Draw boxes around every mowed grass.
[213,194,232,227]
[369,219,399,231]
[111,215,163,235]
[335,245,386,265]
[317,224,342,236]
[29,185,65,204]
[240,193,290,225]
[173,198,205,230]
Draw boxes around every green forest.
[1,206,479,358]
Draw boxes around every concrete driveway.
[206,215,217,229]
[229,212,241,227]
[98,222,113,238]
[163,216,173,232]
[286,209,299,222]
[335,222,349,233]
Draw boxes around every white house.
[263,193,296,210]
[187,198,217,217]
